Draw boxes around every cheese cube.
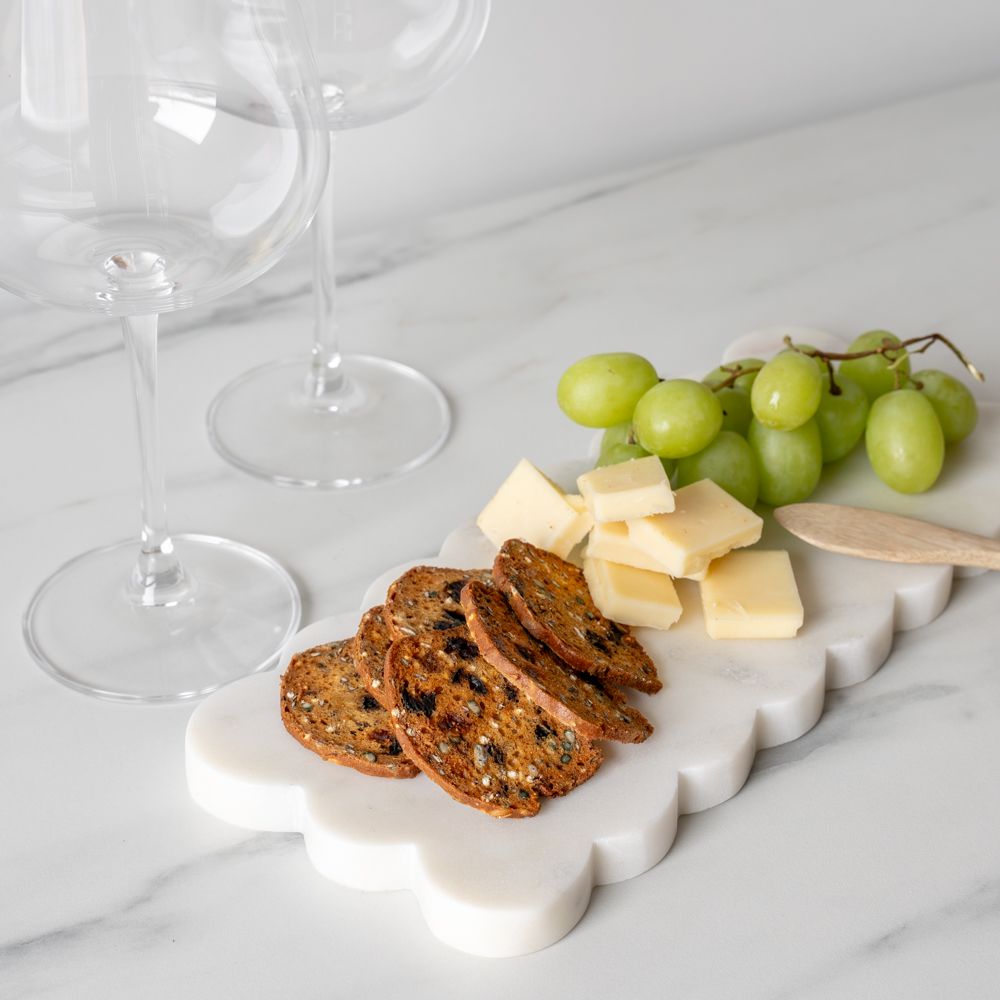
[477,459,593,559]
[585,520,670,574]
[577,456,675,522]
[555,493,593,560]
[583,556,683,630]
[700,550,803,639]
[627,478,762,579]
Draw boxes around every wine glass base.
[206,354,451,488]
[23,535,301,704]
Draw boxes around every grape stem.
[782,333,986,382]
[708,363,765,392]
[705,333,985,395]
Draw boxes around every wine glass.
[207,0,491,488]
[0,0,330,702]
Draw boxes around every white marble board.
[186,336,1000,958]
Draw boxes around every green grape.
[596,442,649,467]
[838,330,910,402]
[597,421,675,475]
[675,431,759,509]
[716,387,752,436]
[557,352,659,428]
[747,418,823,506]
[633,379,723,459]
[595,443,675,480]
[865,389,944,493]
[702,357,765,393]
[783,343,828,372]
[598,421,635,459]
[912,369,978,444]
[750,351,824,431]
[814,373,869,463]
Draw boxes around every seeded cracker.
[384,632,603,818]
[281,639,419,779]
[385,565,493,639]
[492,538,662,694]
[353,604,393,708]
[461,581,653,743]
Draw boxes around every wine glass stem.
[307,132,344,400]
[121,313,189,606]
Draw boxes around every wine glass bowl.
[207,0,491,489]
[2,9,328,316]
[1,0,330,702]
[313,0,492,128]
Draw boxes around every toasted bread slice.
[385,565,493,639]
[384,631,603,818]
[353,604,393,708]
[492,538,662,694]
[281,639,419,779]
[461,581,653,743]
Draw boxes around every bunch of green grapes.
[557,332,980,508]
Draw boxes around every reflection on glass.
[207,0,491,489]
[1,0,330,702]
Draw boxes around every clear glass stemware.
[207,0,491,488]
[0,0,330,701]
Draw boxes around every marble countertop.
[3,80,1000,998]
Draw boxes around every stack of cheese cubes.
[477,457,803,639]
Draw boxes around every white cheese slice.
[583,556,683,630]
[554,494,594,560]
[576,455,675,523]
[699,549,803,639]
[476,459,593,559]
[626,478,763,579]
[585,520,670,574]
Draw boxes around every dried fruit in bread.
[384,631,603,818]
[385,565,492,639]
[461,580,652,744]
[353,604,393,708]
[281,639,419,779]
[492,538,662,694]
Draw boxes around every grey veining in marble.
[2,79,1000,998]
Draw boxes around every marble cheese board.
[185,335,1000,958]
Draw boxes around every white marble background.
[2,80,1000,997]
[315,0,1000,237]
